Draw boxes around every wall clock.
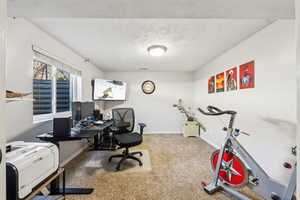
[142,80,155,94]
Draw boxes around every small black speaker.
[53,117,72,137]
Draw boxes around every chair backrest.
[112,108,135,133]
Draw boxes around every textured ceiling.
[9,0,294,19]
[31,19,272,72]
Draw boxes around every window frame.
[33,58,72,124]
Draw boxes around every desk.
[37,120,113,150]
[36,120,113,196]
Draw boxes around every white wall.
[193,20,296,185]
[0,0,7,199]
[103,72,193,133]
[296,0,300,197]
[6,18,104,163]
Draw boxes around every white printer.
[6,141,59,200]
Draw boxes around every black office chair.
[108,108,146,171]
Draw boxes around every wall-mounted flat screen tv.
[93,79,127,101]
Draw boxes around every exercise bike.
[198,105,296,200]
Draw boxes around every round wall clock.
[142,80,155,94]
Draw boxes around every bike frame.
[201,107,296,200]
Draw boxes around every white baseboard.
[144,132,182,134]
[200,136,219,149]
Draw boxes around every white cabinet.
[183,121,200,137]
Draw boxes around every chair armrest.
[138,123,146,135]
[109,126,120,133]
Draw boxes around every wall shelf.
[5,98,34,103]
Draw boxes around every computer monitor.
[81,102,95,119]
[72,101,95,121]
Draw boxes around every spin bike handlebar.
[198,105,237,116]
[198,105,250,135]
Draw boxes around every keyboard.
[93,120,104,125]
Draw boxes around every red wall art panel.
[216,72,225,92]
[208,76,215,94]
[239,61,255,89]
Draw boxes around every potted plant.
[173,99,206,135]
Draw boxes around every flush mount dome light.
[139,67,149,70]
[147,45,167,57]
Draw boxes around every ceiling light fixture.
[147,45,167,57]
[139,67,149,71]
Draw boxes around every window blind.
[33,60,52,115]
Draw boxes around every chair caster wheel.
[115,167,120,171]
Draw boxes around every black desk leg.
[51,141,94,196]
[60,188,94,195]
[50,177,60,194]
[94,134,99,150]
[50,172,94,195]
[63,170,66,197]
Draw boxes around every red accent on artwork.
[216,72,225,92]
[212,151,247,186]
[239,61,255,89]
[208,76,215,94]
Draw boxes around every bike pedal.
[249,176,259,186]
[283,162,292,169]
[200,181,207,187]
[271,193,281,200]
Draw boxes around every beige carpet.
[64,134,261,200]
[83,149,152,173]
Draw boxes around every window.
[56,69,70,113]
[32,47,82,123]
[33,60,72,122]
[33,60,53,115]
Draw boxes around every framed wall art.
[208,76,215,94]
[239,61,255,89]
[216,72,225,92]
[226,67,237,91]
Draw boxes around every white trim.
[55,111,72,118]
[33,113,53,124]
[143,131,182,135]
[70,74,82,102]
[33,111,72,124]
[200,136,219,149]
[52,67,57,114]
[32,45,82,76]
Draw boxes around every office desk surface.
[36,121,113,196]
[37,121,113,142]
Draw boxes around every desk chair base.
[108,148,143,171]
